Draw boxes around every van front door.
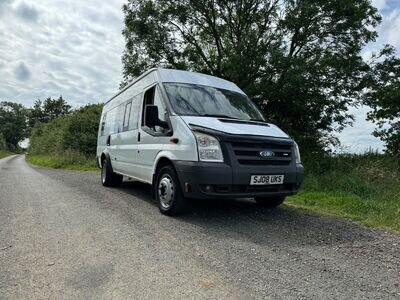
[137,85,171,183]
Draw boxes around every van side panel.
[96,71,157,167]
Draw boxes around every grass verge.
[287,153,400,232]
[0,150,15,159]
[26,152,98,171]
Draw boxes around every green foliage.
[63,104,103,156]
[288,153,400,232]
[0,101,27,150]
[0,150,14,159]
[27,96,71,132]
[364,46,400,154]
[0,133,7,150]
[29,103,103,157]
[29,117,67,155]
[26,152,98,171]
[121,0,382,150]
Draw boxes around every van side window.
[128,94,141,130]
[100,113,107,136]
[123,102,132,131]
[142,86,168,133]
[106,108,116,135]
[116,104,125,133]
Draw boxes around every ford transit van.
[97,68,304,215]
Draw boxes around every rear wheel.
[156,165,186,216]
[254,196,285,208]
[101,159,123,187]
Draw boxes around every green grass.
[0,150,15,159]
[26,151,99,171]
[287,153,400,232]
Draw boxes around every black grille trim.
[230,140,292,166]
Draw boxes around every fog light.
[205,185,213,192]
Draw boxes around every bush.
[63,104,103,156]
[29,103,103,160]
[0,133,7,150]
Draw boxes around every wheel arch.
[100,152,113,173]
[151,154,179,197]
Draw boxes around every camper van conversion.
[97,69,304,215]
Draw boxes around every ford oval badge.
[259,150,275,158]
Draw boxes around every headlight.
[293,141,301,164]
[194,132,223,162]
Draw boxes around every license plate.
[250,175,284,185]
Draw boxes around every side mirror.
[145,105,168,129]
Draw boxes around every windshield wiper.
[201,114,240,119]
[249,118,268,123]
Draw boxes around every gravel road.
[0,155,399,299]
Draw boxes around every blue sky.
[0,0,399,152]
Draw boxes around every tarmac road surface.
[0,155,399,299]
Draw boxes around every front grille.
[230,140,292,166]
[237,159,290,166]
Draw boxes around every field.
[0,150,15,159]
[288,153,400,232]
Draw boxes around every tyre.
[156,165,186,216]
[254,196,285,208]
[101,159,123,187]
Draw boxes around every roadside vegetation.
[26,152,97,171]
[289,153,400,232]
[27,101,102,171]
[0,150,15,160]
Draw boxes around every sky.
[0,0,399,153]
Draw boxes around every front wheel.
[156,165,186,216]
[254,196,285,208]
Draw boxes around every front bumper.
[173,160,304,199]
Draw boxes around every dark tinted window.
[164,83,264,120]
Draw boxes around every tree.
[121,0,382,150]
[27,96,71,131]
[364,46,400,154]
[0,101,27,150]
[27,99,45,130]
[29,103,103,157]
[63,104,103,156]
[0,133,7,150]
[42,96,71,122]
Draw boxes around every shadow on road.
[116,180,375,247]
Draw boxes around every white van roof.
[107,68,245,104]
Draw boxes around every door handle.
[138,132,141,142]
[107,135,111,146]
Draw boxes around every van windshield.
[164,83,264,121]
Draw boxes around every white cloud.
[0,0,125,106]
[337,106,384,153]
[380,9,400,49]
[371,0,387,10]
[0,0,14,17]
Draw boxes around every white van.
[97,68,304,215]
